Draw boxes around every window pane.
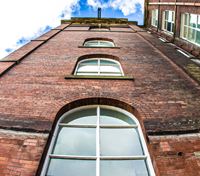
[190,14,197,28]
[100,60,117,65]
[196,30,200,44]
[100,160,149,176]
[47,159,96,176]
[61,108,97,124]
[198,16,200,29]
[183,26,188,38]
[167,22,172,32]
[168,11,173,22]
[85,41,99,47]
[100,65,121,73]
[188,28,196,42]
[99,41,114,47]
[100,108,136,125]
[53,127,96,156]
[184,14,189,26]
[81,60,98,65]
[77,65,98,73]
[100,128,143,156]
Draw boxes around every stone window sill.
[65,75,134,80]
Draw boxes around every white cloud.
[87,0,144,16]
[0,0,79,59]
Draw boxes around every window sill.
[78,46,121,49]
[65,75,134,80]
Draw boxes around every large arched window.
[41,105,155,176]
[84,39,115,47]
[75,58,123,76]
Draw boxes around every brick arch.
[54,97,149,131]
[83,37,114,44]
[77,53,120,62]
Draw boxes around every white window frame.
[151,9,158,27]
[84,40,115,47]
[74,58,124,76]
[180,13,200,47]
[40,105,155,176]
[162,10,175,34]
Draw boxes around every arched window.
[89,26,110,31]
[84,40,115,47]
[41,105,155,176]
[75,58,123,76]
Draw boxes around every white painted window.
[162,10,175,34]
[75,58,123,76]
[41,105,155,176]
[180,13,200,46]
[151,9,158,27]
[84,40,115,47]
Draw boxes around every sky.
[0,0,144,59]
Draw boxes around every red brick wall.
[0,130,47,176]
[0,23,200,175]
[147,2,200,57]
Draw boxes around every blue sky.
[0,0,144,59]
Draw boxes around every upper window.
[75,58,123,76]
[162,10,175,33]
[84,39,115,47]
[41,105,155,176]
[90,26,110,31]
[151,9,158,27]
[180,13,200,46]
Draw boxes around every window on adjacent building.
[41,105,155,176]
[84,40,115,47]
[162,10,175,33]
[151,9,158,27]
[75,58,123,76]
[180,13,200,46]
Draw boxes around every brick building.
[145,0,200,59]
[0,15,200,176]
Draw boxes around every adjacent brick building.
[145,0,200,59]
[0,16,200,176]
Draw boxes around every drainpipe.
[157,0,161,32]
[173,0,178,43]
[144,0,149,27]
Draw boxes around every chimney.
[98,7,101,19]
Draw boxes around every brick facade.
[0,19,200,175]
[146,0,200,57]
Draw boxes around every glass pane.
[84,41,99,47]
[165,11,168,20]
[77,65,98,73]
[100,128,143,156]
[198,15,200,29]
[183,26,188,38]
[168,11,173,22]
[196,30,200,45]
[61,108,97,124]
[100,65,121,73]
[81,60,98,65]
[188,28,196,42]
[167,22,172,32]
[100,108,136,125]
[99,41,114,47]
[53,127,96,156]
[47,159,96,176]
[100,160,149,176]
[190,14,197,28]
[184,14,189,26]
[100,60,116,65]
